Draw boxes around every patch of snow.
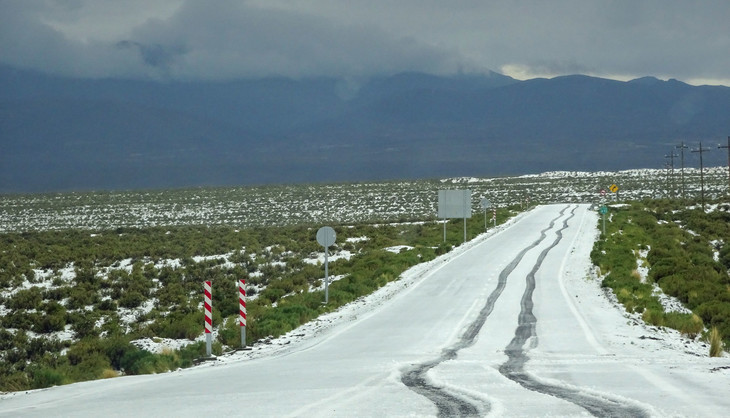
[384,245,414,253]
[308,274,347,293]
[131,337,198,354]
[303,250,354,265]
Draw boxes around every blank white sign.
[438,190,472,219]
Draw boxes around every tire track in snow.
[498,205,652,418]
[401,208,567,417]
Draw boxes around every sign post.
[480,198,491,232]
[609,183,619,200]
[600,205,608,236]
[316,226,336,304]
[438,190,472,243]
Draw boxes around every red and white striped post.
[239,279,247,348]
[204,280,213,357]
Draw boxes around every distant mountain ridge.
[1,66,729,192]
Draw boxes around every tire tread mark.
[498,205,651,418]
[401,209,566,417]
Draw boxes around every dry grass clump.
[709,327,724,357]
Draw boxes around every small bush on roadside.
[709,327,724,357]
[29,366,66,389]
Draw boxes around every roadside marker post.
[480,198,491,232]
[239,279,247,349]
[204,280,213,357]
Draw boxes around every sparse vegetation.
[591,197,730,349]
[0,181,523,392]
[1,169,728,392]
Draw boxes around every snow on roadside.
[634,246,692,315]
[205,206,726,370]
[204,211,530,365]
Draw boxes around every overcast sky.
[2,0,729,85]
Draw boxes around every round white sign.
[316,226,336,247]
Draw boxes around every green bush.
[29,366,66,389]
[8,287,44,310]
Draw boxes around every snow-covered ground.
[1,204,728,417]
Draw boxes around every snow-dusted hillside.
[1,167,728,233]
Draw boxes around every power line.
[691,142,712,210]
[664,151,679,198]
[720,136,730,195]
[675,141,689,199]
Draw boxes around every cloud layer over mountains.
[2,1,729,85]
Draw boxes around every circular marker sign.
[316,226,336,247]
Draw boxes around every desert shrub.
[63,338,112,382]
[97,298,117,312]
[118,290,146,309]
[260,287,286,305]
[148,310,203,340]
[2,310,39,330]
[67,311,100,339]
[641,308,665,327]
[664,313,703,339]
[100,335,137,370]
[155,282,187,308]
[43,286,70,301]
[216,316,243,347]
[119,350,158,375]
[66,283,100,310]
[29,366,66,389]
[8,287,44,310]
[0,372,30,392]
[36,301,67,333]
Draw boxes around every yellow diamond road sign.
[609,184,619,193]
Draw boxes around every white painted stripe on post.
[204,280,213,334]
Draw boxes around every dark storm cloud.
[0,0,461,79]
[1,0,729,84]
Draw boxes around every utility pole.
[664,151,678,198]
[720,136,730,195]
[691,142,712,211]
[676,142,688,199]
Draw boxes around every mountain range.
[2,66,729,193]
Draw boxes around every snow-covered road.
[2,204,729,417]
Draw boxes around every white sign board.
[438,190,472,219]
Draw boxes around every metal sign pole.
[463,216,467,243]
[324,245,329,304]
[316,226,336,305]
